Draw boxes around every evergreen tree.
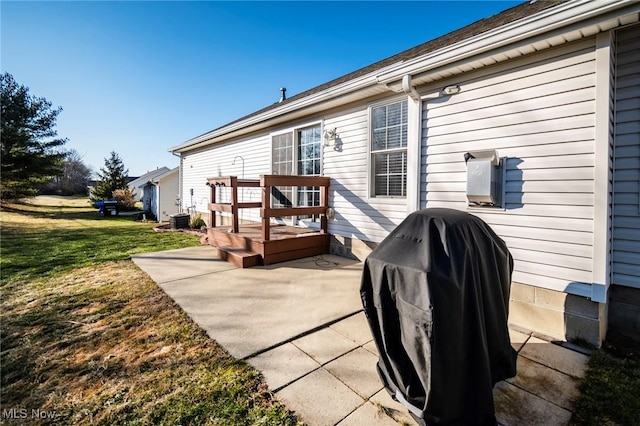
[91,151,129,201]
[1,72,67,200]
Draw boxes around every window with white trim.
[297,126,321,221]
[270,125,322,222]
[371,100,408,197]
[271,132,294,208]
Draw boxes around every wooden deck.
[208,224,329,267]
[206,175,331,267]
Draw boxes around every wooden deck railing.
[207,175,330,241]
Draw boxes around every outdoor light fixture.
[442,84,461,95]
[323,128,337,146]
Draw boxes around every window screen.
[371,100,408,197]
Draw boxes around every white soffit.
[377,0,640,88]
[392,11,640,90]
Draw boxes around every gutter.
[375,0,636,85]
[168,62,402,153]
[169,0,637,154]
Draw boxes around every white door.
[296,126,322,228]
[270,125,322,227]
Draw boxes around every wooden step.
[218,247,262,268]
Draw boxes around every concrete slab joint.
[133,247,591,426]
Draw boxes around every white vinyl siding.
[180,104,407,241]
[323,104,408,242]
[157,171,179,222]
[612,24,640,289]
[181,135,271,224]
[420,38,598,296]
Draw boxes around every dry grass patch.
[1,261,301,425]
[2,196,300,424]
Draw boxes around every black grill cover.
[360,208,517,425]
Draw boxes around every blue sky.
[2,1,520,177]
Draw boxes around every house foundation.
[330,235,378,262]
[330,236,608,348]
[509,283,606,347]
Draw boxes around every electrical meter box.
[465,150,502,206]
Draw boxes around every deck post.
[230,176,239,233]
[261,182,270,241]
[209,183,216,228]
[320,184,329,234]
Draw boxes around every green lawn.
[4,196,639,426]
[1,196,200,283]
[571,345,640,425]
[1,196,301,425]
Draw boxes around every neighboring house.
[169,0,640,347]
[139,167,179,222]
[127,167,171,201]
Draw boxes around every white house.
[127,167,170,201]
[170,0,640,347]
[139,167,179,222]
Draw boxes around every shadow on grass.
[0,282,130,396]
[1,203,109,220]
[571,347,640,425]
[1,198,301,425]
[0,263,301,425]
[1,223,200,284]
[27,203,95,210]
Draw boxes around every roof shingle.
[188,0,567,141]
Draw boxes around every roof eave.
[169,0,638,154]
[377,0,638,86]
[168,62,401,153]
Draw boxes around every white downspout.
[171,151,183,214]
[402,75,421,101]
[402,75,422,213]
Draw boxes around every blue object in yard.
[94,200,105,214]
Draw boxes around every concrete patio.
[132,245,590,426]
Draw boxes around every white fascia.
[375,0,637,86]
[169,62,402,153]
[170,0,636,154]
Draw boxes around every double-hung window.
[371,100,408,197]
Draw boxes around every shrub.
[112,188,136,210]
[190,213,206,229]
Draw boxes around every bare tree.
[40,149,93,195]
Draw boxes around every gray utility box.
[465,150,502,206]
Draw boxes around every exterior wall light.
[442,84,461,95]
[324,128,337,146]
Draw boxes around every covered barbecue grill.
[360,208,517,425]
